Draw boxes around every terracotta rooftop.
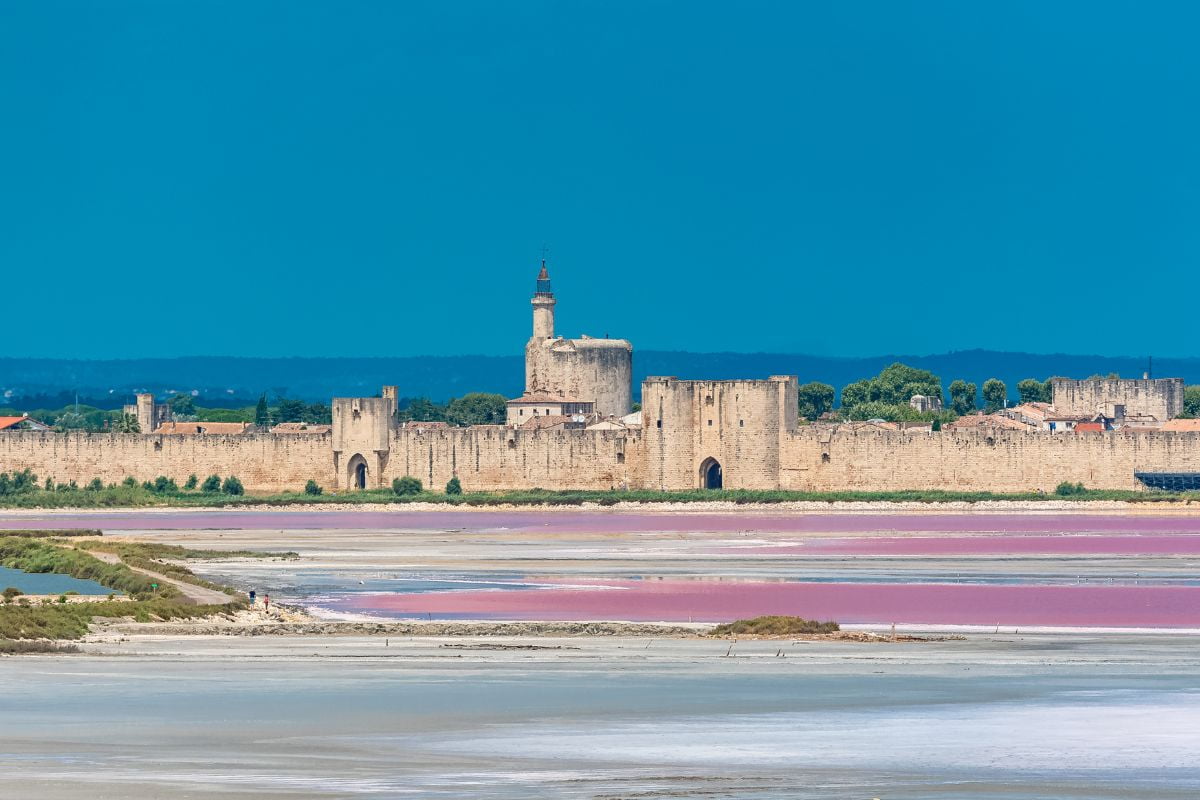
[946,414,1032,431]
[153,421,256,435]
[519,414,579,430]
[1160,418,1200,432]
[271,423,332,434]
[507,392,590,405]
[0,415,50,431]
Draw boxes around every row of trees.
[795,364,1063,423]
[395,393,508,426]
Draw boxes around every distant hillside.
[0,350,1189,409]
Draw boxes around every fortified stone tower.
[122,393,168,433]
[641,375,798,491]
[522,261,633,419]
[331,386,398,490]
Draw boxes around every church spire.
[535,259,553,296]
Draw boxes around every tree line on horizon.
[796,363,1200,423]
[9,367,1200,432]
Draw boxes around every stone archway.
[347,453,369,490]
[699,457,723,490]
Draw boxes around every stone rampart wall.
[6,425,1200,494]
[778,427,1200,492]
[0,432,332,492]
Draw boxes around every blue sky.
[2,2,1198,358]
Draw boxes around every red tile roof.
[507,392,590,405]
[0,415,49,431]
[1160,419,1200,432]
[153,422,256,435]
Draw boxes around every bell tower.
[531,260,555,340]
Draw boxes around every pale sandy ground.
[4,628,1199,799]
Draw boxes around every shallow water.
[4,509,1200,797]
[3,634,1199,799]
[0,565,114,595]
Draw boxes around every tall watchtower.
[521,260,633,419]
[531,260,556,340]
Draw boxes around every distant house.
[0,414,51,432]
[1001,402,1055,428]
[1160,419,1200,433]
[270,422,333,435]
[945,413,1034,432]
[153,421,257,435]
[505,392,595,426]
[402,421,450,431]
[909,394,942,413]
[519,414,585,432]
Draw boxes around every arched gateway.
[347,453,369,490]
[700,457,723,489]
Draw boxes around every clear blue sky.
[2,2,1198,358]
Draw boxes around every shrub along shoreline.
[0,485,1194,508]
[0,533,252,647]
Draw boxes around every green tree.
[114,413,140,433]
[183,474,198,490]
[304,479,322,495]
[275,398,307,423]
[304,403,332,424]
[839,363,942,411]
[393,476,423,496]
[446,393,507,426]
[948,380,977,415]
[1183,385,1200,418]
[981,378,1007,413]
[401,398,446,422]
[201,474,222,493]
[254,394,270,427]
[86,477,104,491]
[168,393,196,417]
[1017,378,1052,404]
[873,362,942,405]
[221,476,244,496]
[445,476,463,495]
[797,382,836,420]
[840,380,872,410]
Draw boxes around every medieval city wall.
[0,432,332,492]
[6,424,1200,495]
[377,426,639,491]
[776,427,1200,492]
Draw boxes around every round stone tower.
[522,260,633,419]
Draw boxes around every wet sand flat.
[3,632,1200,799]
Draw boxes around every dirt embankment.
[89,608,953,642]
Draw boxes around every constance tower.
[517,260,633,420]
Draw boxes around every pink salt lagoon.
[725,534,1200,556]
[10,509,1200,534]
[335,579,1200,628]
